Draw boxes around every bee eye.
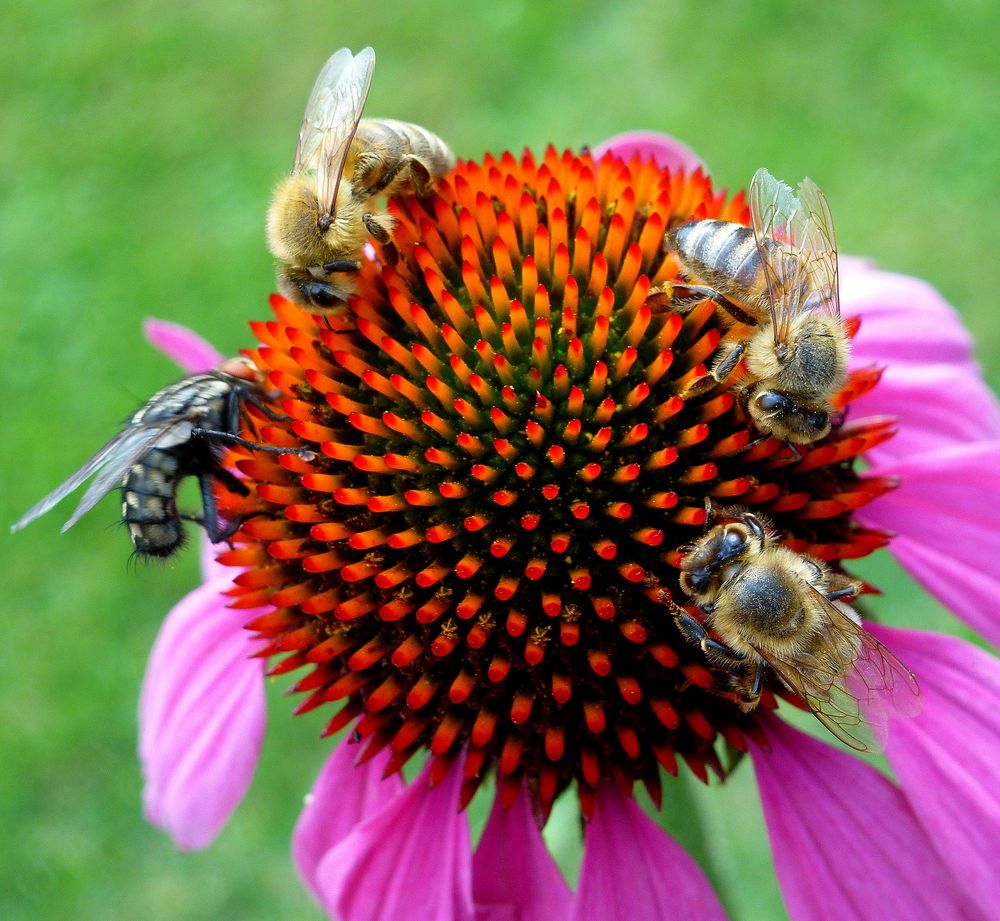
[755,391,792,414]
[722,531,746,555]
[806,410,829,432]
[302,281,338,308]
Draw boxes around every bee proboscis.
[267,46,456,312]
[11,357,314,558]
[671,505,920,751]
[667,168,850,445]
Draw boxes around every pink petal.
[315,764,474,921]
[859,441,1000,647]
[593,130,706,175]
[570,782,726,921]
[751,715,982,921]
[867,625,1000,919]
[852,362,1000,465]
[472,791,571,921]
[199,537,234,584]
[143,318,223,374]
[138,577,266,850]
[840,263,976,369]
[293,738,404,904]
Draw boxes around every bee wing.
[292,46,375,217]
[759,597,920,753]
[11,420,183,535]
[749,168,840,350]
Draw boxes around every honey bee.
[11,357,314,558]
[671,506,920,751]
[267,46,456,312]
[667,168,849,445]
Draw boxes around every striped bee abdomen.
[356,118,456,178]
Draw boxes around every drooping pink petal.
[315,763,474,921]
[143,318,223,374]
[139,577,266,850]
[293,738,405,904]
[840,262,977,369]
[472,790,571,921]
[859,441,1000,647]
[751,714,983,921]
[199,537,233,584]
[837,260,1000,462]
[868,625,1000,919]
[594,130,706,175]
[852,362,1000,464]
[570,782,726,921]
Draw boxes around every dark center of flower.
[221,147,897,819]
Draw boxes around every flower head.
[139,134,1000,919]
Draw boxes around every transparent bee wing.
[796,177,840,320]
[760,596,920,753]
[292,46,375,218]
[748,168,840,351]
[11,420,180,535]
[843,625,922,746]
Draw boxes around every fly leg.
[191,428,317,460]
[182,473,249,544]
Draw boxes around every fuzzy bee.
[11,357,313,558]
[668,168,850,445]
[267,46,456,312]
[670,505,920,751]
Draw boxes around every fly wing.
[11,420,181,535]
[749,168,839,350]
[292,46,375,217]
[758,594,920,752]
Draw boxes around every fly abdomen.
[121,449,182,557]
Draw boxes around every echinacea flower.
[139,133,1000,920]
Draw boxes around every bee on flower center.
[671,504,920,751]
[267,46,456,313]
[668,168,850,445]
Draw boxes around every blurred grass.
[1,0,997,918]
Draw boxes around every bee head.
[679,520,759,597]
[750,390,832,444]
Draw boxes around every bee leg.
[321,259,362,274]
[734,661,766,712]
[673,286,758,326]
[825,585,858,602]
[362,154,433,198]
[672,608,747,670]
[362,213,392,245]
[191,428,317,460]
[710,342,745,383]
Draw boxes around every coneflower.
[139,133,1000,920]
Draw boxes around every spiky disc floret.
[220,146,897,818]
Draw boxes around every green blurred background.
[2,0,997,918]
